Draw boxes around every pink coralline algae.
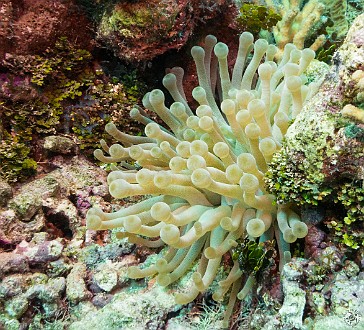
[352,28,364,46]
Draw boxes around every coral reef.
[0,137,37,183]
[246,0,364,68]
[81,0,233,63]
[242,255,364,329]
[0,37,146,182]
[321,0,349,39]
[0,1,363,329]
[68,286,177,330]
[251,0,327,55]
[85,30,321,326]
[0,0,93,59]
[266,13,364,250]
[0,152,108,246]
[236,3,282,35]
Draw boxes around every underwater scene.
[0,0,363,329]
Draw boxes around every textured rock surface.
[68,286,177,330]
[0,155,108,244]
[92,261,118,293]
[311,273,364,329]
[0,0,93,59]
[8,175,60,220]
[43,136,78,155]
[279,261,307,329]
[0,272,67,325]
[0,179,12,206]
[0,253,29,278]
[285,13,364,186]
[93,0,235,63]
[14,238,64,264]
[66,263,92,303]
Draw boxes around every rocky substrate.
[0,135,362,330]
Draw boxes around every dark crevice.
[43,206,73,239]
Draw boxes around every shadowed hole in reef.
[0,238,17,252]
[43,206,73,239]
[22,297,67,325]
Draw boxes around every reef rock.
[0,179,12,207]
[266,13,364,227]
[93,0,235,63]
[43,136,78,155]
[0,155,108,245]
[68,285,177,330]
[284,13,364,187]
[0,0,93,59]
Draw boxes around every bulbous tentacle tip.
[240,31,254,44]
[191,46,205,60]
[170,102,186,117]
[124,215,142,234]
[205,34,218,45]
[160,224,180,245]
[156,274,171,287]
[302,48,315,61]
[191,168,212,189]
[86,214,102,230]
[151,202,171,221]
[292,222,308,238]
[149,89,165,105]
[109,143,127,158]
[162,73,177,89]
[192,86,206,103]
[221,99,236,115]
[220,216,233,231]
[129,107,140,118]
[246,218,266,237]
[240,173,259,192]
[213,142,230,159]
[255,38,269,52]
[105,122,117,134]
[144,122,161,138]
[214,42,229,58]
[259,138,277,156]
[204,246,218,259]
[283,228,297,243]
[258,62,273,79]
[286,76,302,92]
[248,98,266,117]
[93,148,105,161]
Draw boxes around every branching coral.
[86,32,318,326]
[253,0,327,56]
